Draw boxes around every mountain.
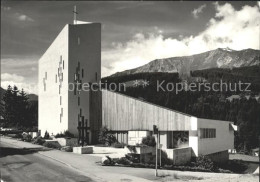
[111,48,260,77]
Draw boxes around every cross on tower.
[73,5,78,24]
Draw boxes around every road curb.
[38,151,73,168]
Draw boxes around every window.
[95,72,98,81]
[78,96,80,106]
[200,128,216,139]
[60,96,62,105]
[63,60,64,69]
[78,37,80,45]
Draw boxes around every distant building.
[102,89,237,163]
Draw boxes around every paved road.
[0,142,94,182]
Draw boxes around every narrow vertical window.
[60,96,62,105]
[63,60,64,69]
[78,37,80,45]
[95,72,98,81]
[74,85,76,95]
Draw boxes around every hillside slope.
[111,48,260,77]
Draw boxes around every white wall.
[189,117,198,156]
[38,25,69,136]
[197,118,234,155]
[39,23,101,140]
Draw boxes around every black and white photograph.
[0,1,259,182]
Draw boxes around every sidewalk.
[1,137,258,182]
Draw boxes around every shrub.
[102,156,115,166]
[23,134,32,142]
[55,130,75,138]
[43,142,61,149]
[13,133,23,139]
[32,136,46,145]
[61,146,73,152]
[44,131,50,139]
[125,153,140,163]
[218,160,247,173]
[141,136,156,147]
[192,155,215,172]
[98,127,116,146]
[117,157,132,165]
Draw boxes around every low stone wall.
[207,150,229,163]
[165,147,192,165]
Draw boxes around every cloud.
[17,14,34,22]
[102,2,260,77]
[192,4,207,18]
[1,73,37,94]
[1,73,25,82]
[1,56,38,94]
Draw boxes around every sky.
[1,1,260,94]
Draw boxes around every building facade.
[38,22,101,143]
[38,22,236,162]
[102,89,236,162]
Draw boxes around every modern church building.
[39,21,236,162]
[38,22,102,144]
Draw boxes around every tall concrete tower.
[38,22,101,144]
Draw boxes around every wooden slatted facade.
[102,89,193,131]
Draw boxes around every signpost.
[153,125,159,177]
